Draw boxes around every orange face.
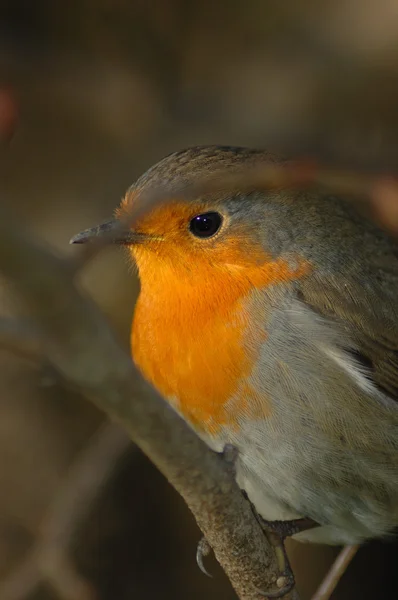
[117,195,271,277]
[119,193,311,435]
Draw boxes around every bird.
[71,146,398,597]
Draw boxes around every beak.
[69,219,149,245]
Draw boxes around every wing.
[298,270,398,401]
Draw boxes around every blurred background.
[0,1,398,599]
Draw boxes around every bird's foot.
[258,516,319,539]
[254,528,296,598]
[254,515,318,598]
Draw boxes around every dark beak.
[69,219,148,245]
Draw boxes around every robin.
[71,146,398,598]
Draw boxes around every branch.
[311,545,359,600]
[0,209,293,599]
[0,422,131,600]
[39,422,131,600]
[0,553,41,600]
[0,317,44,361]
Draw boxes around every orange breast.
[131,257,310,436]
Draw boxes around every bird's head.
[71,146,312,291]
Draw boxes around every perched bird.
[72,146,398,595]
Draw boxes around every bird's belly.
[199,412,398,546]
[234,459,358,545]
[200,425,396,545]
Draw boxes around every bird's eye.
[189,212,223,238]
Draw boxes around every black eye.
[189,212,223,238]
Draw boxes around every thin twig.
[0,317,44,361]
[0,553,41,600]
[39,422,131,600]
[311,545,359,600]
[0,422,132,600]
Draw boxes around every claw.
[196,537,213,578]
[255,573,295,598]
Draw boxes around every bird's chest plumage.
[132,279,270,435]
[131,253,310,437]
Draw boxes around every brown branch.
[0,317,45,361]
[189,159,378,198]
[0,553,41,600]
[38,421,131,600]
[0,422,132,600]
[311,545,359,600]
[0,209,295,599]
